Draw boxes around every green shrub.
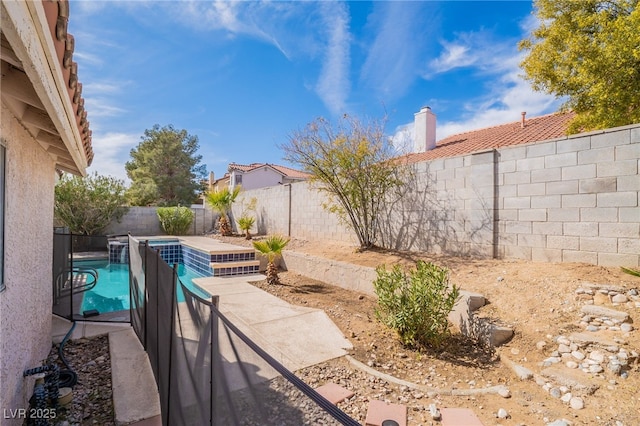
[373,260,460,349]
[157,206,194,235]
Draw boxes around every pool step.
[210,259,260,277]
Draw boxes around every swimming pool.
[78,259,211,314]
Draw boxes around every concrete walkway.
[53,274,352,424]
[193,274,353,372]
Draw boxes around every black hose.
[57,322,78,388]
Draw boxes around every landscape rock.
[569,397,584,410]
[580,305,629,322]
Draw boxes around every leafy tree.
[519,0,640,133]
[55,172,128,235]
[205,186,241,236]
[253,235,289,285]
[125,124,207,206]
[281,114,407,250]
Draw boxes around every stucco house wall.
[0,104,57,419]
[1,0,94,420]
[240,166,287,191]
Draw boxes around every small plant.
[206,187,241,236]
[237,216,256,240]
[253,235,290,285]
[157,206,194,235]
[373,260,460,349]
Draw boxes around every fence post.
[165,263,179,426]
[210,295,219,426]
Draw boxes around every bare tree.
[281,114,408,250]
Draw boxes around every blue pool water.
[78,260,211,314]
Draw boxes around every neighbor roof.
[228,162,310,179]
[405,111,575,163]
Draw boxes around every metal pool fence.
[128,235,359,426]
[52,230,125,322]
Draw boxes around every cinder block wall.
[497,124,638,267]
[232,183,355,244]
[105,206,217,236]
[233,123,639,267]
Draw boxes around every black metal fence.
[127,235,359,426]
[52,230,127,322]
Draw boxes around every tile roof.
[228,162,310,179]
[42,0,93,166]
[405,111,575,163]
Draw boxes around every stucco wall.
[242,166,284,190]
[0,104,57,416]
[235,124,639,267]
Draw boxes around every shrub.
[157,206,194,235]
[373,260,460,349]
[55,172,127,235]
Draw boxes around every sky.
[69,0,561,183]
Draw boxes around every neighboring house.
[220,162,310,191]
[1,0,93,420]
[207,171,230,193]
[407,106,575,162]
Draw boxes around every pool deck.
[176,236,255,254]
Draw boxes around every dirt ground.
[217,235,640,425]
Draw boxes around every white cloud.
[360,2,431,100]
[314,2,351,115]
[88,132,139,182]
[428,42,477,74]
[396,22,560,146]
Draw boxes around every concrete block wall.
[378,150,496,257]
[106,206,217,236]
[234,123,638,267]
[497,125,639,267]
[232,182,355,244]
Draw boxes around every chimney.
[414,106,436,153]
[521,111,526,128]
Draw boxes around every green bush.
[157,206,194,235]
[373,260,460,349]
[55,172,128,235]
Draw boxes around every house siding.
[0,104,57,420]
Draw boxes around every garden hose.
[57,322,78,388]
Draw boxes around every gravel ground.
[44,335,115,426]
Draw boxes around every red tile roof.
[228,162,310,179]
[42,0,93,166]
[405,111,575,163]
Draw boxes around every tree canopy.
[55,172,127,235]
[519,0,640,133]
[125,124,207,206]
[281,114,407,250]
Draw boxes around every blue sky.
[69,0,560,183]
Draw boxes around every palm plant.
[253,235,290,285]
[237,215,256,240]
[206,186,241,236]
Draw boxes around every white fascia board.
[1,0,87,175]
